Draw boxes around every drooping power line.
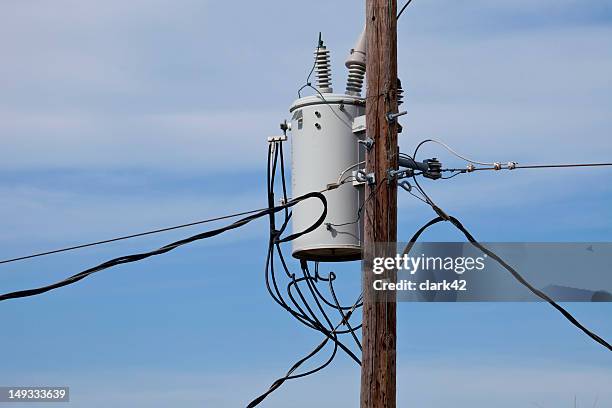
[0,208,270,266]
[0,190,328,302]
[400,155,612,352]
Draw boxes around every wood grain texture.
[361,0,398,407]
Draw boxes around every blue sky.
[0,0,611,407]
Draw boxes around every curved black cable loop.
[249,142,364,407]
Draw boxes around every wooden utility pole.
[361,0,398,407]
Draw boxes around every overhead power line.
[0,208,270,266]
[397,0,414,19]
[445,162,612,172]
[449,215,612,352]
[401,155,612,352]
[0,190,328,303]
[410,138,612,176]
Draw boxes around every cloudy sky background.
[0,0,611,407]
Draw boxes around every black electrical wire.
[297,32,322,98]
[246,322,342,408]
[440,171,463,180]
[248,142,363,407]
[328,271,363,350]
[401,154,611,352]
[447,216,611,352]
[305,262,362,311]
[0,190,328,303]
[397,0,414,19]
[327,177,387,228]
[0,208,269,266]
[298,262,361,362]
[266,143,361,341]
[307,84,354,129]
[271,144,362,342]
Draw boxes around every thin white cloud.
[0,183,266,245]
[0,109,274,171]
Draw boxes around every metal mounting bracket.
[267,135,288,143]
[355,170,375,185]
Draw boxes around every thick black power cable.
[266,148,360,337]
[0,209,268,266]
[402,159,612,351]
[268,144,362,341]
[248,142,363,407]
[0,191,327,303]
[328,271,363,350]
[447,216,611,352]
[246,320,346,408]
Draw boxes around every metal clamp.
[355,170,375,185]
[358,137,374,150]
[387,168,414,181]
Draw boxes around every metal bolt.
[358,137,374,150]
[386,110,408,122]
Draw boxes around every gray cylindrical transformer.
[289,93,365,262]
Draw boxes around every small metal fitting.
[386,110,408,122]
[279,119,291,133]
[267,135,288,143]
[355,170,375,185]
[388,168,413,181]
[423,158,442,180]
[466,164,475,172]
[493,162,502,170]
[358,137,374,150]
[507,161,517,170]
